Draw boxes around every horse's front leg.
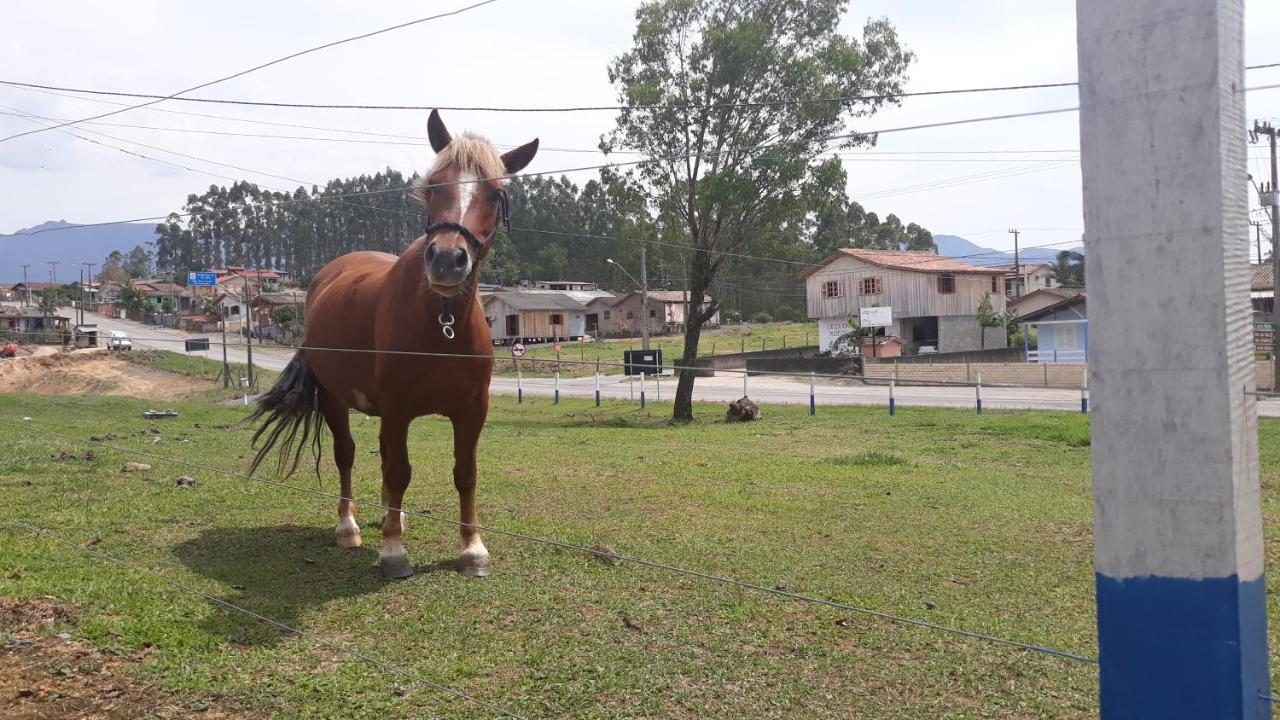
[452,413,489,577]
[378,417,414,579]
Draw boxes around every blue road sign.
[187,271,216,286]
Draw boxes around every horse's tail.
[246,351,323,478]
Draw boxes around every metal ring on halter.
[438,313,455,327]
[442,325,456,339]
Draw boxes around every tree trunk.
[672,252,716,423]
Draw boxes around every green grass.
[498,321,817,377]
[4,392,1279,717]
[122,349,280,401]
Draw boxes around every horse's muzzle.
[424,239,472,289]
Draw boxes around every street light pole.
[607,254,650,351]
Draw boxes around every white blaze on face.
[456,173,478,219]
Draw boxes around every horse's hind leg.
[320,389,360,548]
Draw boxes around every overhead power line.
[0,78,1080,113]
[2,61,1275,115]
[0,0,503,144]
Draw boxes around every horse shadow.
[172,524,454,647]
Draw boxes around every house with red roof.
[802,248,1008,354]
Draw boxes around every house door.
[585,313,599,332]
[505,314,519,337]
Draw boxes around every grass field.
[494,321,817,376]
[4,393,1280,718]
[122,349,280,401]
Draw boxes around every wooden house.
[803,248,1007,353]
[483,292,588,344]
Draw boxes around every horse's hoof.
[458,540,491,578]
[380,554,414,579]
[336,518,361,548]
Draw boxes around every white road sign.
[860,306,893,328]
[511,342,526,358]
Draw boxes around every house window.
[649,309,656,318]
[626,311,634,320]
[857,277,881,295]
[938,274,955,294]
[550,313,564,325]
[991,276,1000,293]
[1057,323,1082,350]
[822,280,842,299]
[604,311,611,320]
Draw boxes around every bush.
[772,306,802,323]
[751,311,773,324]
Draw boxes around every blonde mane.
[414,133,506,205]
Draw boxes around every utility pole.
[1253,121,1280,388]
[20,264,30,307]
[1007,228,1021,297]
[82,262,95,313]
[1251,220,1264,265]
[639,244,650,352]
[47,260,59,286]
[243,274,255,390]
[77,268,84,326]
[606,254,650,352]
[1082,3,1268,716]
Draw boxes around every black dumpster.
[623,349,662,376]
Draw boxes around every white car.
[107,330,132,351]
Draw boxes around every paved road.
[79,310,1280,416]
[83,310,294,372]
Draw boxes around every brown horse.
[248,110,538,579]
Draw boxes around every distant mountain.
[934,234,1083,268]
[0,221,159,283]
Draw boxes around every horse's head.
[416,110,538,296]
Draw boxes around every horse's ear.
[501,138,539,175]
[427,109,452,153]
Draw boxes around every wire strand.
[0,418,1098,665]
[0,0,504,143]
[1,61,1274,113]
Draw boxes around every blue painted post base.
[889,398,896,416]
[517,389,523,404]
[595,390,601,407]
[809,395,815,416]
[555,390,560,404]
[1082,397,1088,414]
[640,391,646,409]
[1096,573,1270,719]
[976,399,983,414]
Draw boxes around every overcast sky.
[2,0,1278,257]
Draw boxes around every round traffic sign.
[554,342,562,353]
[511,342,526,358]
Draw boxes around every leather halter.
[422,187,509,251]
[422,187,510,340]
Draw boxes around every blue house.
[1019,292,1086,363]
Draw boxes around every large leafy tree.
[605,0,913,421]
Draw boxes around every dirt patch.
[1,597,243,720]
[0,352,209,401]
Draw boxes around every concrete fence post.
[1078,0,1269,716]
[975,370,982,414]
